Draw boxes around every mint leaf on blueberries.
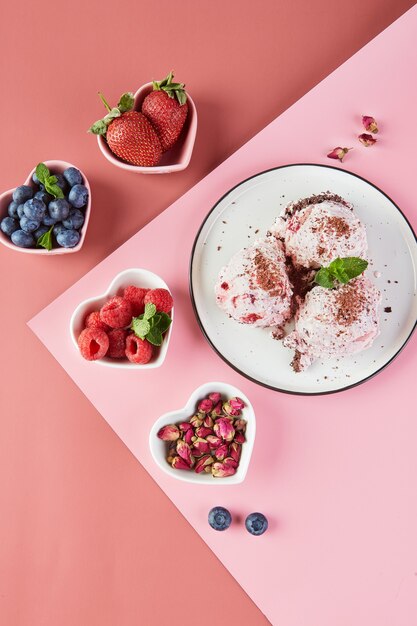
[36,225,54,251]
[315,257,368,289]
[36,162,50,184]
[117,92,134,113]
[144,303,157,320]
[44,179,64,199]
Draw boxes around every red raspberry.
[125,334,153,364]
[144,288,173,313]
[78,328,109,361]
[123,285,149,317]
[100,296,132,329]
[107,328,128,358]
[85,311,110,332]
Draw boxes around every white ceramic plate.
[190,164,417,395]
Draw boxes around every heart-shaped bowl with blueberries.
[149,382,256,485]
[0,160,91,255]
[96,77,197,174]
[70,268,174,369]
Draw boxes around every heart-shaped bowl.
[0,160,91,255]
[70,268,174,369]
[97,82,197,174]
[149,382,256,485]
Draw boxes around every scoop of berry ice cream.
[270,193,368,268]
[215,236,293,332]
[284,276,381,371]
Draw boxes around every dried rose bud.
[179,422,193,432]
[198,398,213,413]
[211,402,223,417]
[233,418,247,432]
[176,439,194,467]
[184,429,194,445]
[234,431,246,444]
[214,443,229,461]
[327,147,352,162]
[208,392,221,404]
[196,426,214,439]
[212,461,236,478]
[223,457,238,469]
[192,437,211,455]
[190,415,203,428]
[204,415,214,428]
[358,133,377,147]
[214,418,235,442]
[230,442,242,463]
[172,456,192,470]
[229,397,245,411]
[206,434,222,449]
[362,115,378,133]
[222,401,241,417]
[157,424,180,441]
[194,455,214,474]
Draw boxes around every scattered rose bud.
[358,133,377,147]
[234,431,246,444]
[214,418,235,442]
[234,418,247,432]
[214,443,229,461]
[230,442,242,463]
[198,398,213,413]
[171,456,192,470]
[206,434,222,449]
[195,455,214,474]
[327,147,352,162]
[157,424,180,441]
[212,461,236,478]
[176,439,194,467]
[208,392,221,404]
[362,115,378,133]
[192,437,211,455]
[196,426,214,439]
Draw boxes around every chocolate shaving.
[254,251,284,296]
[334,281,367,326]
[283,192,352,220]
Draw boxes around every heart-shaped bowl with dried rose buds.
[0,160,91,255]
[97,83,197,174]
[70,268,174,369]
[149,382,256,484]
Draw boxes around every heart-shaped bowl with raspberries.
[97,82,197,174]
[70,268,174,369]
[0,160,91,255]
[149,382,256,484]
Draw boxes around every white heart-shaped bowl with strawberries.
[70,268,174,369]
[97,83,197,174]
[149,382,256,485]
[0,160,91,255]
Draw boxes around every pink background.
[1,2,416,625]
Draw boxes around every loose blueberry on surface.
[53,223,66,238]
[23,197,46,222]
[12,185,33,204]
[56,228,80,248]
[17,204,25,219]
[68,184,88,208]
[63,167,82,187]
[245,513,268,536]
[1,216,19,237]
[48,198,70,221]
[34,225,49,240]
[34,190,53,206]
[8,201,19,218]
[11,229,35,248]
[62,209,84,230]
[208,507,232,531]
[20,216,40,233]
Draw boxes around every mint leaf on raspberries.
[131,317,150,339]
[131,303,171,344]
[144,303,157,320]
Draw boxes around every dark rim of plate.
[188,163,417,396]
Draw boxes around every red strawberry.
[141,72,188,152]
[89,92,162,167]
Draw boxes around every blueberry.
[53,223,66,238]
[245,512,268,536]
[1,216,19,237]
[12,185,33,204]
[43,213,57,226]
[23,197,46,221]
[34,189,53,205]
[62,209,84,230]
[17,204,25,219]
[63,167,82,187]
[34,225,50,240]
[48,198,70,221]
[20,215,40,233]
[68,184,88,208]
[56,228,80,248]
[32,171,40,185]
[11,229,35,248]
[8,201,19,218]
[55,173,68,192]
[208,507,232,531]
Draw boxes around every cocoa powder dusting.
[334,282,366,326]
[324,216,350,238]
[254,252,283,296]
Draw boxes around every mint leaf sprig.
[131,302,172,347]
[36,225,54,251]
[35,163,64,199]
[315,257,368,289]
[88,92,135,135]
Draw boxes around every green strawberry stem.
[152,71,187,105]
[99,92,112,112]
